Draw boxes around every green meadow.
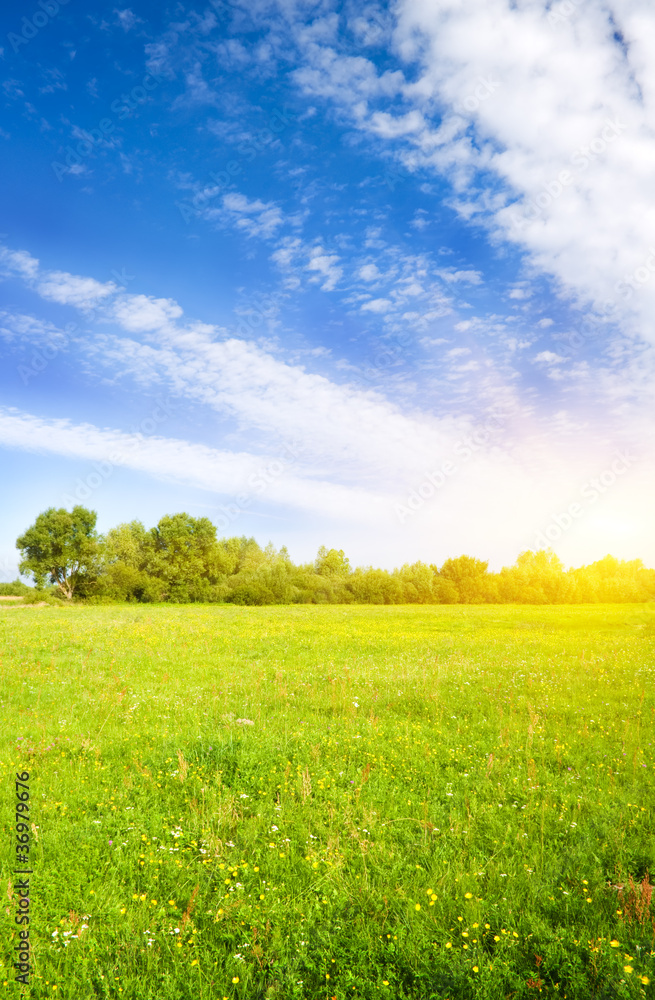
[1,603,654,1000]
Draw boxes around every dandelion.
[610,940,620,948]
[232,976,239,983]
[624,966,633,974]
[473,966,479,973]
[465,892,473,899]
[415,904,421,911]
[640,976,650,984]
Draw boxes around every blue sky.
[1,0,654,578]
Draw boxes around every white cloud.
[284,0,655,348]
[438,268,483,285]
[114,8,140,31]
[368,108,425,138]
[306,247,343,291]
[0,246,39,280]
[207,192,285,239]
[361,297,392,313]
[0,406,389,524]
[0,311,69,346]
[111,295,183,333]
[535,350,566,365]
[358,263,382,281]
[37,271,117,310]
[389,0,655,342]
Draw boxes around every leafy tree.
[0,579,31,596]
[103,520,152,570]
[439,555,491,603]
[395,561,439,603]
[497,549,569,603]
[146,513,219,601]
[345,567,404,604]
[315,546,351,576]
[16,506,100,599]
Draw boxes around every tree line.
[7,505,655,605]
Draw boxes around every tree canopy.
[16,506,101,599]
[13,506,655,605]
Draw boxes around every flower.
[624,966,633,974]
[473,966,479,972]
[464,892,473,899]
[415,904,421,911]
[232,977,239,983]
[610,940,620,948]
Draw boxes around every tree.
[103,520,151,570]
[497,549,569,603]
[16,506,100,599]
[315,546,351,576]
[439,555,491,602]
[147,513,219,601]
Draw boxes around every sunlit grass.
[1,603,654,998]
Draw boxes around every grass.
[1,602,654,999]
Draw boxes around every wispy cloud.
[37,271,117,310]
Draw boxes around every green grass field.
[1,604,654,1000]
